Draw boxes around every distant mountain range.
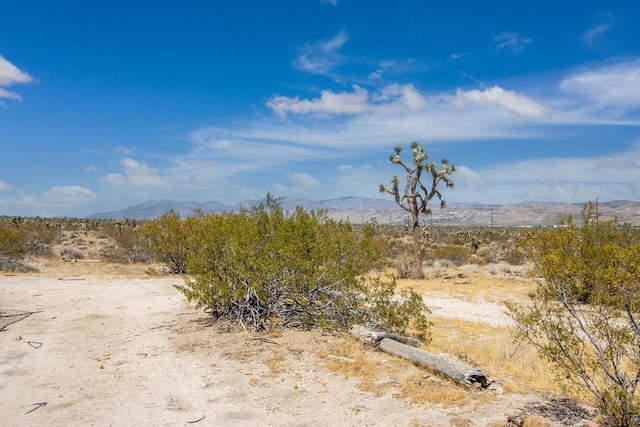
[88,197,640,227]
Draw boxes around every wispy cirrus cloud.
[0,55,35,104]
[0,180,15,191]
[582,23,611,46]
[454,143,640,204]
[294,31,349,75]
[582,15,613,46]
[559,60,640,109]
[493,32,532,53]
[368,60,395,80]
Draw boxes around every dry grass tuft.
[265,354,285,377]
[426,317,561,395]
[521,416,553,427]
[322,339,399,397]
[399,374,474,407]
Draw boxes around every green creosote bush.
[0,223,26,263]
[99,219,153,264]
[175,195,431,340]
[142,210,203,274]
[508,206,640,427]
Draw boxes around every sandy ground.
[0,263,589,427]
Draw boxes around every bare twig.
[327,355,355,363]
[186,415,205,424]
[239,318,279,345]
[25,402,47,414]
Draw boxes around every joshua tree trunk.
[379,142,456,281]
[410,208,423,279]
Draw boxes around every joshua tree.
[379,142,455,279]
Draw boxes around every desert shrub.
[142,210,202,273]
[508,209,640,426]
[176,196,430,340]
[499,240,527,265]
[0,217,60,258]
[60,247,84,260]
[429,245,472,266]
[23,221,60,256]
[100,219,152,263]
[0,260,39,273]
[394,255,415,279]
[0,224,25,262]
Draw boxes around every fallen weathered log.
[349,325,424,347]
[349,325,502,392]
[378,338,503,392]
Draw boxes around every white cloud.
[368,70,382,80]
[0,186,97,217]
[0,56,35,103]
[0,180,14,191]
[452,86,550,118]
[101,158,168,188]
[113,146,137,155]
[321,0,338,5]
[493,32,532,53]
[368,60,396,80]
[294,31,348,75]
[376,84,427,110]
[267,83,427,117]
[0,88,22,101]
[84,165,98,173]
[453,165,487,187]
[0,55,34,86]
[582,23,610,45]
[42,186,97,203]
[286,172,321,189]
[559,61,640,109]
[268,85,369,116]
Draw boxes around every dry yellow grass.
[322,337,497,408]
[425,317,562,395]
[395,264,537,304]
[321,339,399,397]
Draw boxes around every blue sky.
[1,0,639,217]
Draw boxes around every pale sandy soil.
[0,260,593,426]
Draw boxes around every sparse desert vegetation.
[1,201,638,426]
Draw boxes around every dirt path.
[424,296,512,327]
[0,273,579,426]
